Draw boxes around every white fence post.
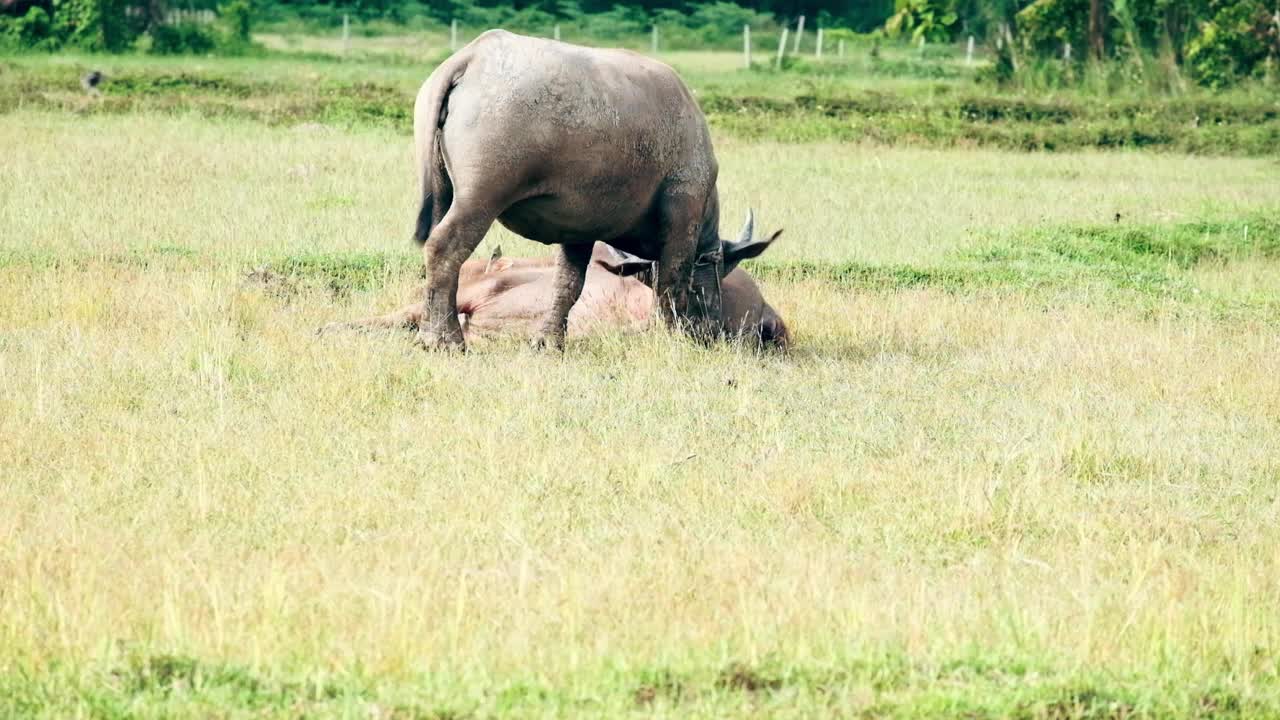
[1063,41,1072,61]
[651,25,659,53]
[775,28,788,69]
[815,27,823,57]
[838,39,845,57]
[342,14,349,56]
[554,24,560,41]
[966,35,974,64]
[793,15,804,53]
[450,19,458,51]
[743,25,751,68]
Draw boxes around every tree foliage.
[885,0,959,42]
[3,0,1278,88]
[1185,0,1280,85]
[999,0,1279,85]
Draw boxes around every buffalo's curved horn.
[737,208,755,246]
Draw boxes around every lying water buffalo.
[411,29,774,351]
[322,236,789,350]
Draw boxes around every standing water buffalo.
[412,29,775,351]
[322,237,790,349]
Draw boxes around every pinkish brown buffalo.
[322,237,789,350]
[411,30,777,351]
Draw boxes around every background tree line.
[3,0,1277,87]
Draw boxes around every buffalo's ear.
[723,229,782,273]
[483,245,503,274]
[490,257,514,273]
[597,247,656,284]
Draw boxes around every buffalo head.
[599,210,785,346]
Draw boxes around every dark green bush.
[578,5,649,41]
[1186,0,1279,88]
[148,22,217,54]
[47,0,141,51]
[978,39,1017,86]
[1015,0,1087,56]
[219,0,253,44]
[883,0,958,43]
[1,6,56,50]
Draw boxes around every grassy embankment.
[3,36,1279,154]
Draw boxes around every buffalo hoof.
[529,334,565,353]
[416,330,466,353]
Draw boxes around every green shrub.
[822,27,874,48]
[142,0,256,57]
[575,5,648,40]
[148,22,217,55]
[686,1,758,41]
[1,6,56,50]
[1186,0,1278,88]
[218,0,252,44]
[1,0,143,52]
[46,0,128,51]
[1016,0,1087,56]
[883,0,958,43]
[978,39,1017,85]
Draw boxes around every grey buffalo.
[410,29,775,351]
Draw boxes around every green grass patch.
[3,651,1276,718]
[706,92,1280,153]
[250,250,423,296]
[750,213,1280,313]
[5,56,1280,153]
[4,216,1277,316]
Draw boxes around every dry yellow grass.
[2,111,1279,716]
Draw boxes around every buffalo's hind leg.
[532,243,593,351]
[418,200,494,351]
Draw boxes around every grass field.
[2,42,1280,718]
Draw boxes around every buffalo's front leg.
[532,243,593,351]
[654,193,718,341]
[418,204,492,351]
